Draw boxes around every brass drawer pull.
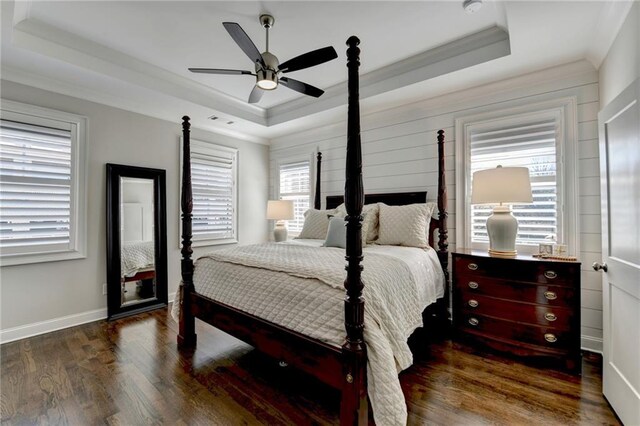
[545,312,557,322]
[468,299,479,308]
[468,281,479,289]
[544,333,557,343]
[468,317,479,326]
[468,263,479,271]
[544,291,557,300]
[544,270,557,279]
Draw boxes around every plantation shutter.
[0,119,73,254]
[279,161,310,234]
[190,141,237,242]
[470,119,558,246]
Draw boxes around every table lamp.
[267,200,294,242]
[471,165,533,256]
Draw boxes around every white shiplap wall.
[269,60,603,352]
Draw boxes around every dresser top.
[453,248,581,264]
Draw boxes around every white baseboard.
[1,292,177,345]
[0,308,108,344]
[581,334,603,354]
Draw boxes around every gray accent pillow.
[323,216,347,249]
[335,203,379,245]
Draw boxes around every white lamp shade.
[471,166,533,205]
[266,200,294,220]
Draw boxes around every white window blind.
[279,160,310,234]
[470,119,559,246]
[0,119,73,255]
[189,141,237,245]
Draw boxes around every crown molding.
[11,17,268,126]
[586,1,635,68]
[0,66,270,145]
[267,26,510,125]
[271,59,596,143]
[8,12,510,129]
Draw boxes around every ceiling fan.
[189,15,338,104]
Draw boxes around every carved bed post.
[178,116,197,348]
[341,35,368,426]
[314,152,322,210]
[436,129,450,287]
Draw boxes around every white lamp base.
[273,221,288,242]
[487,205,518,256]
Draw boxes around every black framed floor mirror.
[106,164,168,319]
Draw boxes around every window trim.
[179,137,238,247]
[0,100,88,266]
[455,97,579,255]
[275,153,315,237]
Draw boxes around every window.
[456,98,579,254]
[0,101,87,266]
[470,119,559,246]
[185,139,237,246]
[278,160,311,235]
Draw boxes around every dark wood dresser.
[452,249,582,374]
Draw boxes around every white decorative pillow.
[377,203,432,248]
[335,202,379,244]
[323,216,347,249]
[296,209,337,239]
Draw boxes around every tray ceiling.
[0,1,633,141]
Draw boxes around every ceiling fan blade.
[279,46,338,73]
[248,85,264,104]
[189,68,254,75]
[280,77,324,98]
[222,22,265,67]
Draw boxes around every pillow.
[335,203,379,244]
[323,216,347,248]
[377,203,433,247]
[296,208,336,239]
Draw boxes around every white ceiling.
[0,1,633,142]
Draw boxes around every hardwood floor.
[1,307,619,425]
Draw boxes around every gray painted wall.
[0,80,269,332]
[599,2,639,107]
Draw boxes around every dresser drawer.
[459,313,571,349]
[459,293,574,329]
[454,255,578,286]
[455,275,576,307]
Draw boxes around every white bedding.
[171,240,444,425]
[121,240,155,277]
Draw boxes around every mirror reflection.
[107,163,167,320]
[120,177,157,306]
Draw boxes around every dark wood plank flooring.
[1,308,619,425]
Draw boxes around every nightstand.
[452,249,582,374]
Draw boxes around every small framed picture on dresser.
[538,243,554,256]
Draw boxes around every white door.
[597,78,640,426]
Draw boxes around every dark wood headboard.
[326,191,427,209]
[326,190,445,249]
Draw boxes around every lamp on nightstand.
[267,200,294,242]
[471,165,533,256]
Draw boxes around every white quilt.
[172,240,444,425]
[121,240,155,277]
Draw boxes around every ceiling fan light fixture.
[256,69,278,90]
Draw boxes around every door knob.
[592,262,608,272]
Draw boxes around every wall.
[0,80,269,340]
[270,60,604,352]
[599,2,640,107]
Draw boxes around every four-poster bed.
[177,36,449,425]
